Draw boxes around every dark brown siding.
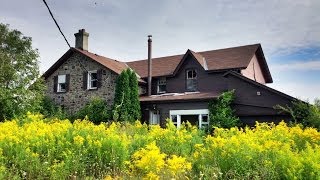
[141,54,294,126]
[151,56,228,95]
[226,75,292,120]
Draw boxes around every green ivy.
[208,90,240,129]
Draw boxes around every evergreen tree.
[113,69,130,121]
[128,69,141,121]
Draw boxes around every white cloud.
[270,60,320,72]
[1,0,320,73]
[268,82,320,103]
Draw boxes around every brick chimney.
[74,29,89,51]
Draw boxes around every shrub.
[0,113,320,179]
[208,90,240,129]
[40,96,67,119]
[276,99,320,130]
[75,97,110,124]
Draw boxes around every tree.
[208,90,240,129]
[275,99,320,130]
[112,68,142,122]
[128,69,141,121]
[0,23,45,120]
[113,69,130,121]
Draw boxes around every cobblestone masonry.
[45,52,118,113]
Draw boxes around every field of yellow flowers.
[0,113,319,179]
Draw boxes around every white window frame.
[157,77,166,93]
[57,75,66,92]
[87,70,98,90]
[186,69,197,79]
[169,109,209,128]
[149,110,160,125]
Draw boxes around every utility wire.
[42,0,71,48]
[42,0,90,74]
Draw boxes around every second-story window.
[88,70,98,89]
[57,75,66,92]
[157,77,166,93]
[186,69,197,91]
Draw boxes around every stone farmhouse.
[43,29,295,127]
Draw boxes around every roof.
[140,92,219,103]
[73,48,128,75]
[42,48,146,83]
[127,44,271,80]
[42,48,128,79]
[223,71,295,101]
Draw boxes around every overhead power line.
[42,0,90,73]
[42,0,71,48]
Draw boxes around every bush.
[40,96,67,119]
[276,99,320,130]
[208,90,240,129]
[75,97,110,124]
[1,114,320,179]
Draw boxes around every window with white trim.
[199,114,209,129]
[170,115,178,127]
[169,109,208,128]
[57,75,66,92]
[88,70,98,89]
[186,69,197,91]
[157,77,166,93]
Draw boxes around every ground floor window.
[149,110,160,125]
[169,109,209,128]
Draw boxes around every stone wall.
[45,52,118,113]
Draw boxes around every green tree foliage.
[128,69,141,121]
[113,68,141,122]
[208,90,240,129]
[75,97,110,124]
[276,99,320,130]
[113,69,130,121]
[39,96,66,119]
[0,23,45,121]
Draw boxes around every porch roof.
[140,92,219,103]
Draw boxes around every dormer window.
[186,69,197,91]
[57,75,66,92]
[157,77,166,93]
[88,70,98,89]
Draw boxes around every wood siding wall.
[151,56,228,95]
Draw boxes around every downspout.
[148,35,152,96]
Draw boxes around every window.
[169,109,208,128]
[88,70,98,89]
[186,69,197,91]
[149,110,160,125]
[157,77,166,93]
[57,75,66,92]
[170,115,178,127]
[200,114,209,129]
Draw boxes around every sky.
[1,0,320,102]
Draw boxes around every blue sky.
[1,0,319,102]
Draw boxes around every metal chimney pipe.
[147,35,152,96]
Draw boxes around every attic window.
[57,75,66,92]
[186,69,197,91]
[88,70,98,89]
[157,77,166,94]
[187,69,197,79]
